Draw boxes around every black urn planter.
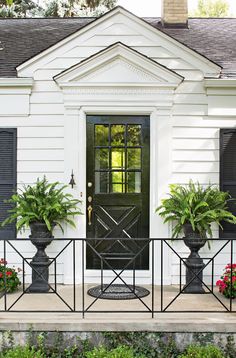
[183,224,206,294]
[28,222,53,293]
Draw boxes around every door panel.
[86,116,150,269]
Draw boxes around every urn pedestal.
[183,224,206,294]
[28,223,53,293]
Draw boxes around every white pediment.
[17,7,221,79]
[54,42,183,88]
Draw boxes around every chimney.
[161,0,188,28]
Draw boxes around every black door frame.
[86,115,150,270]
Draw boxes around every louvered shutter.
[0,129,17,239]
[220,129,236,238]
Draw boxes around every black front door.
[86,116,150,269]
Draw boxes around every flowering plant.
[216,264,236,299]
[0,258,21,293]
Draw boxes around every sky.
[117,0,236,17]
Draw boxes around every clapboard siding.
[18,138,64,149]
[43,55,195,71]
[0,116,64,127]
[18,149,64,161]
[173,138,219,150]
[17,127,64,138]
[172,173,219,184]
[17,172,65,184]
[18,161,64,172]
[173,117,236,127]
[1,12,236,285]
[173,150,219,161]
[172,162,219,173]
[173,127,219,138]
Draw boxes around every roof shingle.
[0,16,235,77]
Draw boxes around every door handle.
[87,205,93,226]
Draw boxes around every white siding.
[0,10,235,285]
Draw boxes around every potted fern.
[156,181,236,293]
[2,177,82,292]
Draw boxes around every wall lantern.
[69,170,76,188]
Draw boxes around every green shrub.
[84,345,144,358]
[2,177,82,234]
[179,344,225,358]
[0,345,44,358]
[0,259,21,293]
[103,332,179,358]
[156,181,236,239]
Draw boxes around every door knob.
[87,205,93,226]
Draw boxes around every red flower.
[6,271,12,276]
[216,280,223,286]
[0,272,3,278]
[0,259,7,265]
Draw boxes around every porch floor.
[0,284,236,332]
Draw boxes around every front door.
[86,116,150,269]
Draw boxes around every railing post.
[161,239,163,312]
[82,239,85,318]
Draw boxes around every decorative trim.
[0,77,33,87]
[0,78,33,95]
[61,86,176,94]
[205,79,236,88]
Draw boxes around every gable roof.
[0,12,236,77]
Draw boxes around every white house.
[0,0,236,286]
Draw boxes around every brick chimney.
[161,0,188,28]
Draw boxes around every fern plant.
[156,181,236,239]
[2,177,82,234]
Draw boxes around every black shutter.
[220,128,236,238]
[0,129,17,239]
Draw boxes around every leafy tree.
[43,0,117,17]
[0,0,43,17]
[0,0,117,17]
[191,0,230,17]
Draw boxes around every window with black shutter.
[0,129,17,239]
[220,128,236,238]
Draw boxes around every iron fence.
[0,238,235,317]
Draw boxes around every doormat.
[87,284,150,300]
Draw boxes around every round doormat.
[87,284,150,300]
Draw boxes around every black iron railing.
[0,238,235,317]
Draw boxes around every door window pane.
[95,172,109,193]
[111,148,125,170]
[127,125,141,146]
[95,125,109,146]
[127,148,141,169]
[127,172,141,193]
[95,149,109,170]
[111,125,125,146]
[111,171,126,193]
